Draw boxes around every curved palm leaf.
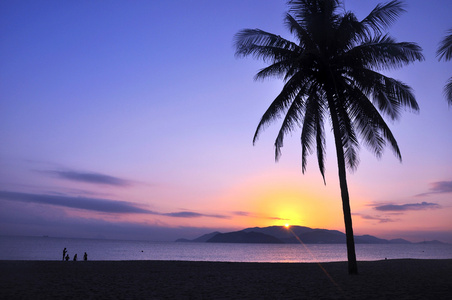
[444,77,452,105]
[437,28,452,105]
[360,0,405,35]
[347,68,419,119]
[253,72,309,144]
[343,35,424,71]
[437,28,452,61]
[234,29,299,62]
[275,92,306,161]
[300,86,327,180]
[344,83,401,159]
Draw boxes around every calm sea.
[1,236,451,262]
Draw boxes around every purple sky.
[1,0,451,242]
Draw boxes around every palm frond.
[334,12,363,51]
[289,0,340,25]
[274,94,305,161]
[349,86,401,160]
[254,60,295,81]
[253,73,308,144]
[345,85,391,159]
[444,77,452,105]
[349,69,419,120]
[336,102,360,171]
[314,105,327,183]
[284,13,312,48]
[234,29,299,63]
[300,88,324,175]
[437,28,452,61]
[344,35,424,71]
[327,85,360,171]
[254,53,313,81]
[360,0,405,35]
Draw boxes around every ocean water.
[1,236,451,262]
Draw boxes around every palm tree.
[437,28,452,105]
[234,0,423,274]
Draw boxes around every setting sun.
[284,223,290,228]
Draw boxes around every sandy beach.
[1,259,451,299]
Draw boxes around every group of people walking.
[62,248,88,261]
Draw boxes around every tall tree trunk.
[335,137,358,274]
[328,103,358,275]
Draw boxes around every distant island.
[176,226,446,244]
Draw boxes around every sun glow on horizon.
[284,223,290,228]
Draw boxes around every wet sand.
[1,259,451,299]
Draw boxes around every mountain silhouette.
[176,231,220,243]
[176,226,445,244]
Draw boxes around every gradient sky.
[1,0,451,242]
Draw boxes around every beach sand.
[1,259,451,299]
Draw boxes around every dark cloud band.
[45,170,131,187]
[0,191,227,219]
[164,211,229,219]
[374,202,440,212]
[0,190,150,213]
[417,180,452,196]
[354,213,395,223]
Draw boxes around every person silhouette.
[83,252,87,261]
[65,254,69,261]
[73,254,77,261]
[63,248,67,261]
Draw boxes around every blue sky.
[1,0,451,242]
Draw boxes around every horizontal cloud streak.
[0,191,227,219]
[374,202,440,212]
[0,190,151,213]
[268,217,290,221]
[232,211,250,217]
[354,213,396,223]
[417,180,452,196]
[164,212,229,219]
[45,170,131,187]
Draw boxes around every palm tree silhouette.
[437,28,452,105]
[234,0,423,274]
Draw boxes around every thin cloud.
[164,212,204,218]
[374,202,441,212]
[0,191,227,219]
[268,216,290,221]
[416,180,452,196]
[0,190,151,214]
[44,170,131,187]
[232,211,250,216]
[430,181,452,193]
[164,211,229,219]
[354,213,396,223]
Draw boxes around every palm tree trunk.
[328,104,358,275]
[335,138,358,274]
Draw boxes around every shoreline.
[1,259,451,299]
